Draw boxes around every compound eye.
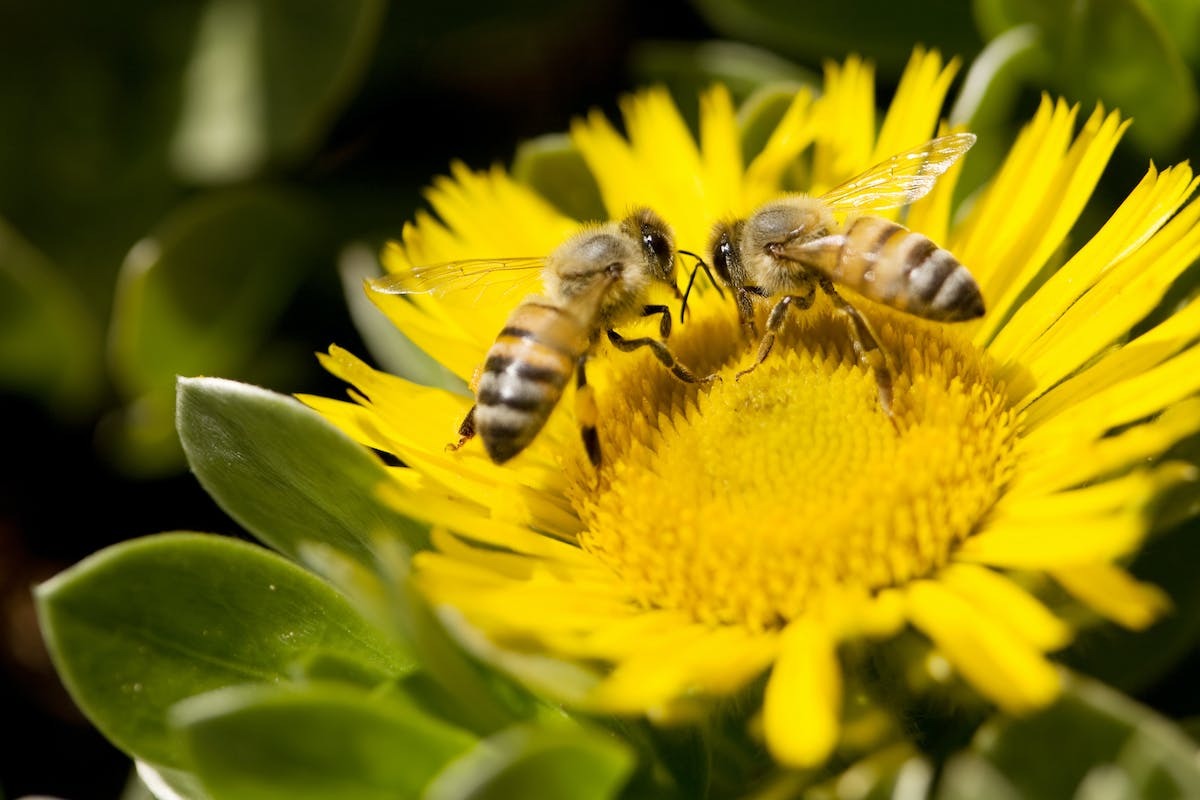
[642,226,673,272]
[711,234,733,286]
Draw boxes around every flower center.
[566,303,1020,632]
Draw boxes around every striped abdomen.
[835,216,984,321]
[474,301,589,464]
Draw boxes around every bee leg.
[447,405,477,452]
[818,277,895,421]
[641,304,673,338]
[737,288,762,339]
[605,329,715,384]
[735,288,815,380]
[574,357,601,467]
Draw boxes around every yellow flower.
[302,49,1200,768]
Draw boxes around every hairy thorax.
[740,196,836,293]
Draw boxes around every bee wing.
[820,132,976,214]
[368,257,546,298]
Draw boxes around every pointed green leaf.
[0,217,101,412]
[106,188,327,474]
[1143,0,1200,69]
[937,753,1023,800]
[737,82,814,165]
[803,743,934,800]
[36,532,413,769]
[172,682,476,800]
[949,24,1043,130]
[512,134,606,223]
[972,675,1200,799]
[692,0,980,73]
[425,723,634,800]
[171,0,385,182]
[974,0,1199,152]
[176,376,429,573]
[1063,518,1200,694]
[631,40,818,109]
[133,761,215,800]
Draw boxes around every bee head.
[622,207,676,285]
[708,219,745,290]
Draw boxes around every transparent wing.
[368,256,545,298]
[820,132,976,213]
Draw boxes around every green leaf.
[512,135,606,223]
[132,761,215,800]
[691,0,981,73]
[630,39,818,109]
[176,376,429,575]
[425,722,634,800]
[0,217,102,413]
[949,24,1044,130]
[972,675,1200,799]
[172,682,476,800]
[1143,0,1200,69]
[937,753,1023,800]
[973,0,1199,153]
[106,188,327,475]
[737,82,813,166]
[1063,518,1200,694]
[171,0,385,182]
[35,532,414,769]
[803,743,934,800]
[398,582,538,735]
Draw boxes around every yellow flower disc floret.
[572,306,1020,632]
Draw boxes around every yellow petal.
[905,121,969,246]
[744,87,816,204]
[873,48,959,164]
[592,624,776,711]
[763,619,842,768]
[938,564,1072,651]
[1018,295,1200,426]
[957,513,1146,568]
[1013,202,1200,405]
[906,580,1061,712]
[811,56,876,192]
[972,104,1129,345]
[1052,562,1171,630]
[954,96,1077,287]
[425,162,574,256]
[700,83,744,220]
[311,346,584,537]
[988,162,1198,367]
[1021,340,1200,440]
[571,108,646,218]
[1013,397,1200,493]
[993,462,1198,520]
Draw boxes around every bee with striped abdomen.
[371,208,709,466]
[705,133,984,418]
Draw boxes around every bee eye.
[712,234,733,285]
[642,226,673,272]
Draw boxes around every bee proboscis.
[371,208,709,466]
[703,132,985,417]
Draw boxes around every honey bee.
[370,208,708,466]
[704,132,984,417]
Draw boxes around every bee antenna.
[676,250,725,323]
